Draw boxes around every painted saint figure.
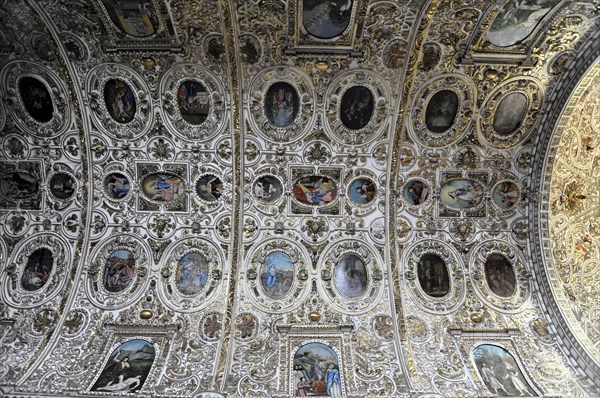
[265,83,299,128]
[481,363,510,395]
[293,176,338,206]
[326,364,342,397]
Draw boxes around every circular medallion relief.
[48,172,76,200]
[195,174,223,202]
[492,181,519,209]
[348,177,376,206]
[104,172,131,200]
[402,179,430,206]
[253,174,283,204]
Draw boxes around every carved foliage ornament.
[318,240,384,314]
[324,70,390,144]
[85,63,153,139]
[244,239,310,313]
[1,233,70,309]
[85,236,150,310]
[158,238,224,313]
[159,63,226,141]
[478,77,544,148]
[0,60,71,138]
[403,240,466,314]
[247,66,315,143]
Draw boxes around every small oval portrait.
[402,180,430,206]
[175,251,210,296]
[142,173,185,202]
[440,179,484,209]
[425,90,459,133]
[493,93,527,135]
[293,342,342,397]
[19,76,53,123]
[473,344,536,396]
[340,86,374,130]
[103,249,135,293]
[196,174,223,202]
[177,80,210,125]
[335,254,368,298]
[260,252,294,299]
[100,0,159,37]
[21,248,53,291]
[302,0,352,39]
[265,82,299,128]
[485,254,516,297]
[104,79,136,123]
[348,178,376,206]
[417,254,450,297]
[253,175,283,204]
[49,172,76,200]
[104,173,131,200]
[292,175,338,206]
[91,339,155,393]
[0,172,38,200]
[492,181,519,209]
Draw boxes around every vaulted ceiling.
[1,0,599,397]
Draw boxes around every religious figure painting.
[484,254,516,297]
[493,92,527,135]
[21,248,53,291]
[473,344,537,396]
[340,86,374,130]
[49,173,76,200]
[19,76,53,123]
[0,172,38,200]
[425,90,459,133]
[334,253,368,298]
[348,178,376,205]
[265,82,299,128]
[177,80,210,125]
[260,252,294,299]
[292,176,337,206]
[90,339,155,393]
[175,251,210,296]
[417,253,450,297]
[103,249,136,293]
[104,79,136,123]
[302,0,353,39]
[104,173,131,200]
[402,180,430,206]
[488,0,559,47]
[253,175,283,204]
[142,173,185,202]
[492,181,519,209]
[293,342,342,397]
[195,174,223,202]
[440,179,484,209]
[101,0,159,37]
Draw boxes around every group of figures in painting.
[103,250,135,292]
[21,248,53,291]
[293,343,342,397]
[0,171,76,203]
[474,344,537,396]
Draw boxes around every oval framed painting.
[19,76,54,123]
[492,181,519,209]
[141,173,185,203]
[104,79,136,123]
[348,177,376,206]
[253,174,284,204]
[440,179,484,209]
[402,179,430,206]
[417,253,450,297]
[264,82,299,128]
[493,92,527,135]
[21,247,53,291]
[177,80,210,125]
[484,254,516,297]
[103,249,136,293]
[104,172,131,200]
[175,251,210,296]
[0,172,38,200]
[48,172,76,200]
[195,174,223,202]
[425,90,459,133]
[292,175,338,206]
[340,86,374,130]
[260,252,294,299]
[100,0,159,37]
[334,253,368,298]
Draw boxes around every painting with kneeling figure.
[260,252,294,299]
[293,342,343,397]
[91,339,155,393]
[21,248,53,292]
[473,344,537,397]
